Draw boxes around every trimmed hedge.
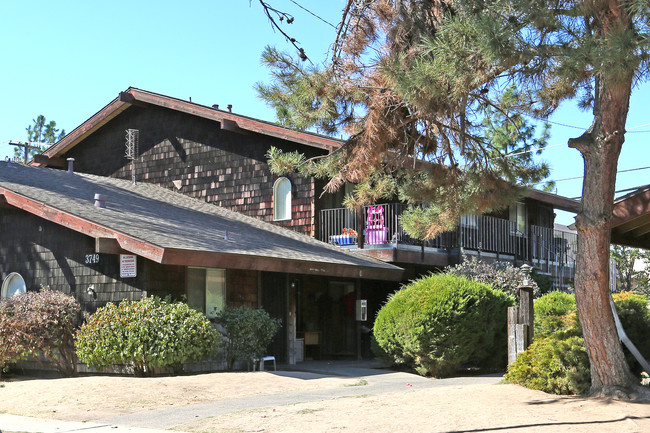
[373,273,513,377]
[75,297,219,376]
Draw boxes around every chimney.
[227,104,232,112]
[94,193,107,208]
[67,158,75,174]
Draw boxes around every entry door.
[261,272,288,362]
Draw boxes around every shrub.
[612,292,650,374]
[215,306,282,370]
[373,273,514,377]
[0,290,80,376]
[446,256,540,299]
[507,291,650,394]
[533,291,579,338]
[0,303,29,375]
[75,297,219,376]
[505,334,590,395]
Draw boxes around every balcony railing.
[319,204,577,285]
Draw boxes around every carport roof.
[611,185,650,249]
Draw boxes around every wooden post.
[518,285,534,347]
[507,307,519,365]
[356,207,365,249]
[507,285,535,365]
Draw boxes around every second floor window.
[273,177,292,221]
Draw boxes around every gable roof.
[0,162,402,281]
[611,185,650,248]
[33,87,343,167]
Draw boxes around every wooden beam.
[119,91,148,107]
[95,237,124,254]
[612,214,650,234]
[32,154,66,168]
[611,232,650,249]
[221,118,249,135]
[160,248,403,281]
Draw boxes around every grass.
[296,408,323,414]
[345,378,368,387]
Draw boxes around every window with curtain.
[273,177,292,221]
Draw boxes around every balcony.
[319,204,577,288]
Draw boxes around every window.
[187,268,226,319]
[273,177,292,221]
[1,272,26,299]
[509,202,527,234]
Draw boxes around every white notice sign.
[120,254,137,278]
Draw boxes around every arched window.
[1,272,26,299]
[273,177,292,221]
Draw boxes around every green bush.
[507,291,650,394]
[612,292,650,374]
[533,291,579,338]
[373,273,513,377]
[0,290,80,376]
[75,297,219,376]
[505,334,590,395]
[215,306,282,370]
[446,256,540,299]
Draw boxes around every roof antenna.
[125,129,139,185]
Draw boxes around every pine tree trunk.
[568,2,637,393]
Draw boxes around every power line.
[506,120,650,158]
[506,141,567,157]
[288,0,336,28]
[531,165,650,186]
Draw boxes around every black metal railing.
[319,204,577,286]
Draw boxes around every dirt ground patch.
[179,383,650,433]
[1,372,649,432]
[0,371,355,421]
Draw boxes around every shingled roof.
[0,162,402,280]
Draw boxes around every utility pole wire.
[530,165,650,185]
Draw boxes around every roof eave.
[526,189,581,213]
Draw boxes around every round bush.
[373,273,513,377]
[75,297,220,375]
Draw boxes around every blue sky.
[1,1,648,225]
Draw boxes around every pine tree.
[15,115,66,161]
[258,1,650,397]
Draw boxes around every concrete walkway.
[1,361,503,433]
